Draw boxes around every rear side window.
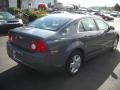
[95,19,109,31]
[78,21,84,32]
[81,18,97,31]
[65,21,79,34]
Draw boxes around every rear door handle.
[84,35,97,38]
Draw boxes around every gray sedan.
[7,14,119,75]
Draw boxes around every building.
[54,2,63,9]
[22,0,55,9]
[8,0,65,9]
[9,0,21,8]
[8,0,55,9]
[0,0,9,10]
[9,0,17,8]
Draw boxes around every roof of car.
[47,13,97,20]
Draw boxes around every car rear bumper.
[7,42,64,71]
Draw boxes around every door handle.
[85,35,97,38]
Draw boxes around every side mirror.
[105,26,115,33]
[108,26,115,30]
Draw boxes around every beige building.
[9,0,55,9]
[9,0,17,8]
[8,0,66,9]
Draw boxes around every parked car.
[110,11,120,17]
[89,12,102,19]
[94,12,114,21]
[0,12,23,32]
[73,10,87,14]
[7,14,119,75]
[51,11,70,14]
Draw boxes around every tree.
[114,3,120,11]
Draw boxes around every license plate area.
[12,49,23,61]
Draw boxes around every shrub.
[23,9,31,16]
[9,8,47,22]
[36,9,47,17]
[24,9,47,22]
[29,13,38,22]
[8,7,15,14]
[8,7,22,15]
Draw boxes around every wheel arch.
[65,48,85,75]
[116,34,119,40]
[70,48,85,62]
[64,47,85,66]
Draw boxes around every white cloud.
[58,0,118,7]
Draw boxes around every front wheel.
[112,38,119,51]
[65,51,82,75]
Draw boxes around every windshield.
[0,13,5,19]
[29,15,70,31]
[0,12,14,20]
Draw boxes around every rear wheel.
[66,51,82,75]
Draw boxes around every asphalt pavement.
[0,18,120,90]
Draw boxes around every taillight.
[8,32,14,42]
[31,42,37,51]
[29,39,47,53]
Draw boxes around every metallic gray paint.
[7,14,119,71]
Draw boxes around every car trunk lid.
[13,26,56,38]
[9,26,56,52]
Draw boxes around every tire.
[65,50,82,76]
[112,38,119,51]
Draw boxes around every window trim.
[63,20,79,34]
[94,18,109,31]
[77,20,85,33]
[82,18,97,31]
[78,17,98,33]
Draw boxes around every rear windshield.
[29,15,70,31]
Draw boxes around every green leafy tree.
[114,3,120,11]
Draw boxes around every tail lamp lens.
[30,39,47,53]
[8,32,13,41]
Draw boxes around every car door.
[94,18,117,49]
[78,18,103,57]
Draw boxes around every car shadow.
[106,20,114,22]
[0,32,8,37]
[0,50,120,90]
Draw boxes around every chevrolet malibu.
[7,14,119,75]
